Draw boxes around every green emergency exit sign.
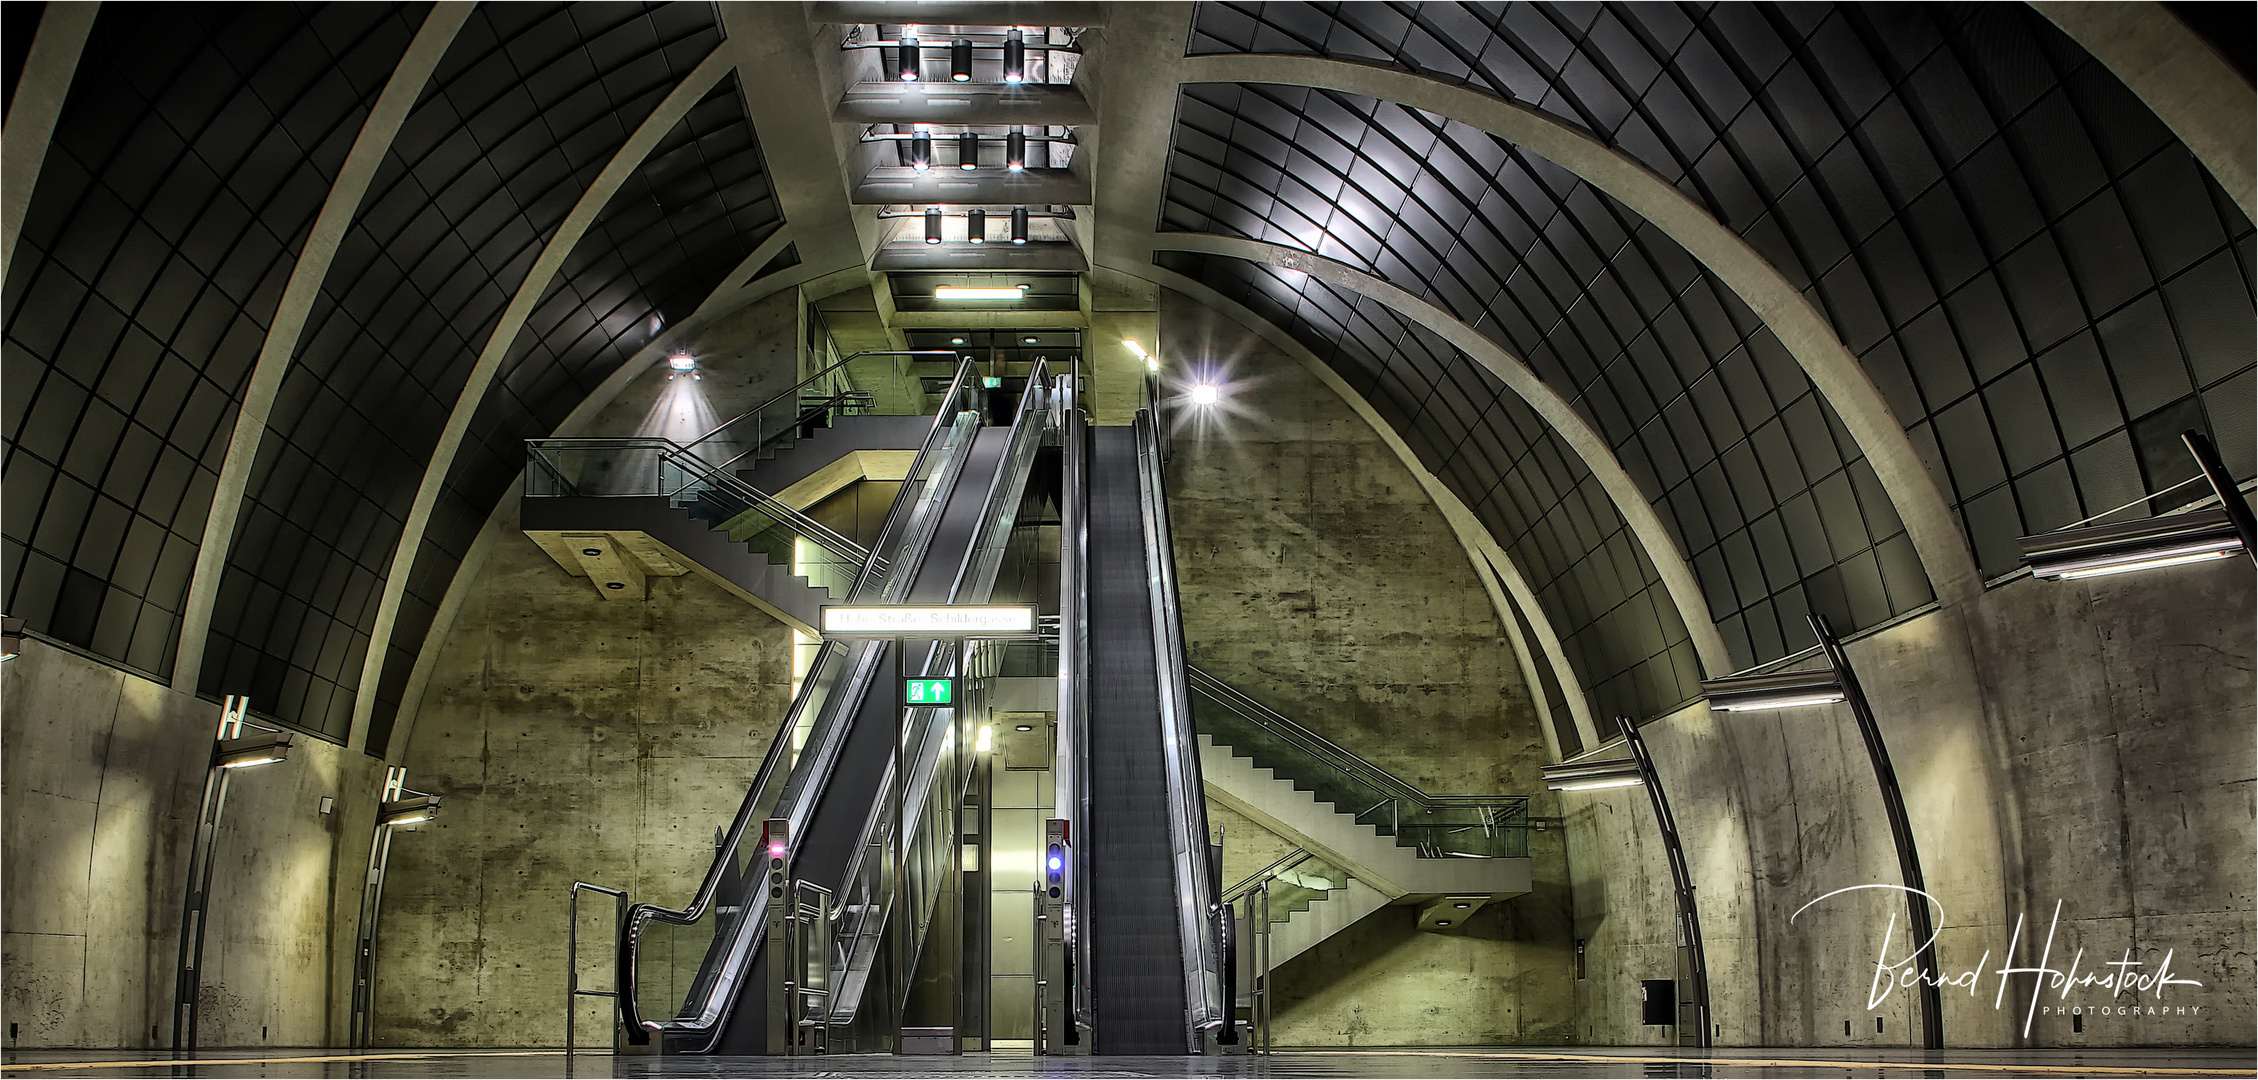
[904,678,955,705]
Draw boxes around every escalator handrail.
[1133,408,1228,1043]
[614,359,981,1045]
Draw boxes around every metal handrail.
[681,349,959,459]
[522,437,871,568]
[567,882,627,1058]
[1222,849,1313,904]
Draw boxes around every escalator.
[618,360,1054,1054]
[1061,407,1225,1054]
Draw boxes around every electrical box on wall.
[1640,979,1676,1026]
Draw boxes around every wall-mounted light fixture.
[1539,757,1643,791]
[951,38,972,81]
[1006,128,1026,172]
[2019,431,2254,580]
[1189,384,1221,406]
[1,615,22,660]
[958,131,978,171]
[1003,28,1025,83]
[934,285,1028,300]
[1701,614,1941,1050]
[351,766,444,1048]
[976,724,994,752]
[174,695,291,1050]
[1123,339,1160,372]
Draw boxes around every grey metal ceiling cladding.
[3,3,427,687]
[1172,1,2253,662]
[365,69,784,753]
[195,1,724,739]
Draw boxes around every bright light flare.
[1189,384,1221,405]
[935,286,1028,300]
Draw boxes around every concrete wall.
[1160,289,1575,1045]
[1564,559,2255,1048]
[367,287,809,1047]
[2,642,383,1049]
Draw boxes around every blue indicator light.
[1047,855,1063,871]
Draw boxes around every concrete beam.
[348,46,734,750]
[1147,266,1602,755]
[1157,234,1733,680]
[721,2,873,276]
[0,2,97,282]
[835,83,1095,126]
[2033,1,2256,222]
[854,165,1090,205]
[1170,53,1984,609]
[808,2,1108,25]
[170,4,473,691]
[871,241,1088,272]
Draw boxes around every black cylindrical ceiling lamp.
[924,207,943,244]
[958,131,978,171]
[1006,128,1026,172]
[951,38,973,81]
[1010,206,1029,245]
[1003,28,1026,84]
[967,209,987,244]
[897,33,921,81]
[909,130,932,172]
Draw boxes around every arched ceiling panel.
[2,3,426,685]
[1163,81,1932,678]
[1186,2,2255,590]
[364,72,785,752]
[197,1,721,738]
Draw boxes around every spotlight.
[951,38,972,82]
[1003,28,1025,83]
[1023,336,1038,344]
[1190,384,1220,405]
[925,207,943,245]
[897,32,920,81]
[668,352,695,372]
[1540,758,1644,792]
[910,130,932,172]
[1010,206,1028,245]
[950,337,967,345]
[958,131,978,171]
[967,208,986,244]
[1015,724,1034,732]
[1006,128,1026,172]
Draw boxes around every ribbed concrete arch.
[1172,52,1984,609]
[0,3,99,281]
[1158,233,1734,680]
[169,3,473,692]
[381,234,807,762]
[2033,1,2257,222]
[346,45,735,749]
[1145,263,1604,758]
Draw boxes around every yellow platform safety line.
[1,1051,554,1072]
[1338,1049,2252,1077]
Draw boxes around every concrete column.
[0,2,97,282]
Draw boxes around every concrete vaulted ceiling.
[1,1,2249,758]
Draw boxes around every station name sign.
[820,604,1042,638]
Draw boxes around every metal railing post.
[567,882,628,1058]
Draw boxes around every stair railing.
[680,349,960,473]
[1187,667,1531,859]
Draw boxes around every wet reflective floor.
[3,1048,2251,1079]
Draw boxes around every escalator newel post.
[762,818,794,1055]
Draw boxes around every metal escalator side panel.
[1133,411,1227,1046]
[1052,373,1092,1043]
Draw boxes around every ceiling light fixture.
[966,208,986,244]
[958,131,978,171]
[924,207,944,245]
[1003,28,1025,83]
[934,285,1028,300]
[1010,206,1029,245]
[950,337,966,345]
[951,38,972,82]
[1015,724,1034,732]
[897,31,921,80]
[909,130,932,172]
[1024,336,1038,344]
[1006,128,1026,172]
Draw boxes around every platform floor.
[3,1047,2251,1078]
